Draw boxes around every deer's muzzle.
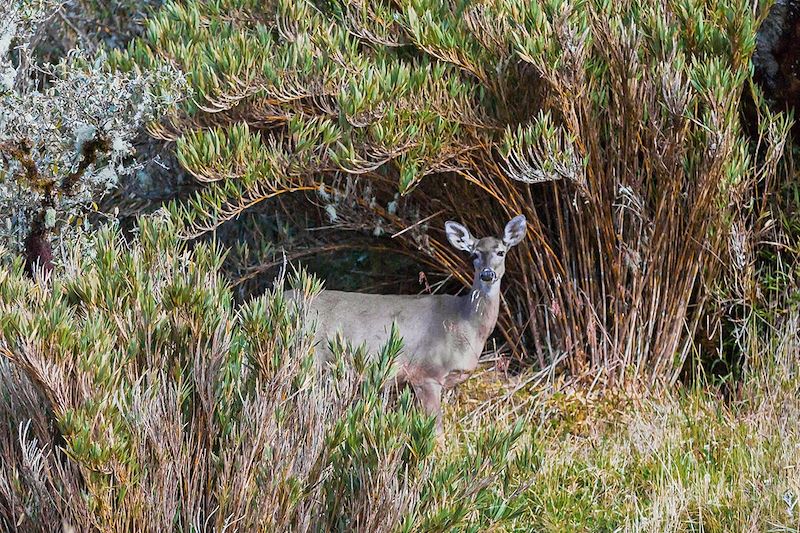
[479,268,497,283]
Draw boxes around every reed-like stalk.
[113,0,792,383]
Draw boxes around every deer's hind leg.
[411,378,444,433]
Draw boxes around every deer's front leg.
[412,379,444,433]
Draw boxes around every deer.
[287,215,527,431]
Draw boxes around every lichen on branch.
[0,0,185,270]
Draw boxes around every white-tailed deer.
[287,215,527,431]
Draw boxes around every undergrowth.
[446,315,800,531]
[1,216,797,531]
[0,216,523,532]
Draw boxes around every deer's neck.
[459,278,501,345]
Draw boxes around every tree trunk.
[24,217,53,277]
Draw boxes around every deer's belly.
[398,344,480,389]
[308,305,482,389]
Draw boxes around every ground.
[436,363,800,531]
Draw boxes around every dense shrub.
[0,216,529,531]
[115,0,792,382]
[2,216,796,531]
[1,1,798,531]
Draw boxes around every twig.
[391,210,444,239]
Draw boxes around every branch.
[61,136,110,195]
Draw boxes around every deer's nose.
[479,268,497,283]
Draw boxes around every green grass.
[442,362,800,532]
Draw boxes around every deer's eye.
[497,251,505,257]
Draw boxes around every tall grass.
[446,309,800,531]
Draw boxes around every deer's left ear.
[503,215,527,247]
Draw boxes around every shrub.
[1,215,797,531]
[0,216,527,531]
[0,0,183,274]
[116,0,792,382]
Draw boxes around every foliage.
[443,307,800,531]
[0,1,797,531]
[117,0,793,382]
[0,0,183,269]
[0,216,527,532]
[1,216,798,531]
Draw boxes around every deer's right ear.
[503,215,527,247]
[445,221,476,252]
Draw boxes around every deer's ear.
[445,221,476,252]
[503,215,527,247]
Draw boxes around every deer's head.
[445,215,527,293]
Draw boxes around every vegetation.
[0,0,798,530]
[0,218,525,531]
[116,0,794,383]
[452,317,800,531]
[0,0,182,272]
[1,217,798,531]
